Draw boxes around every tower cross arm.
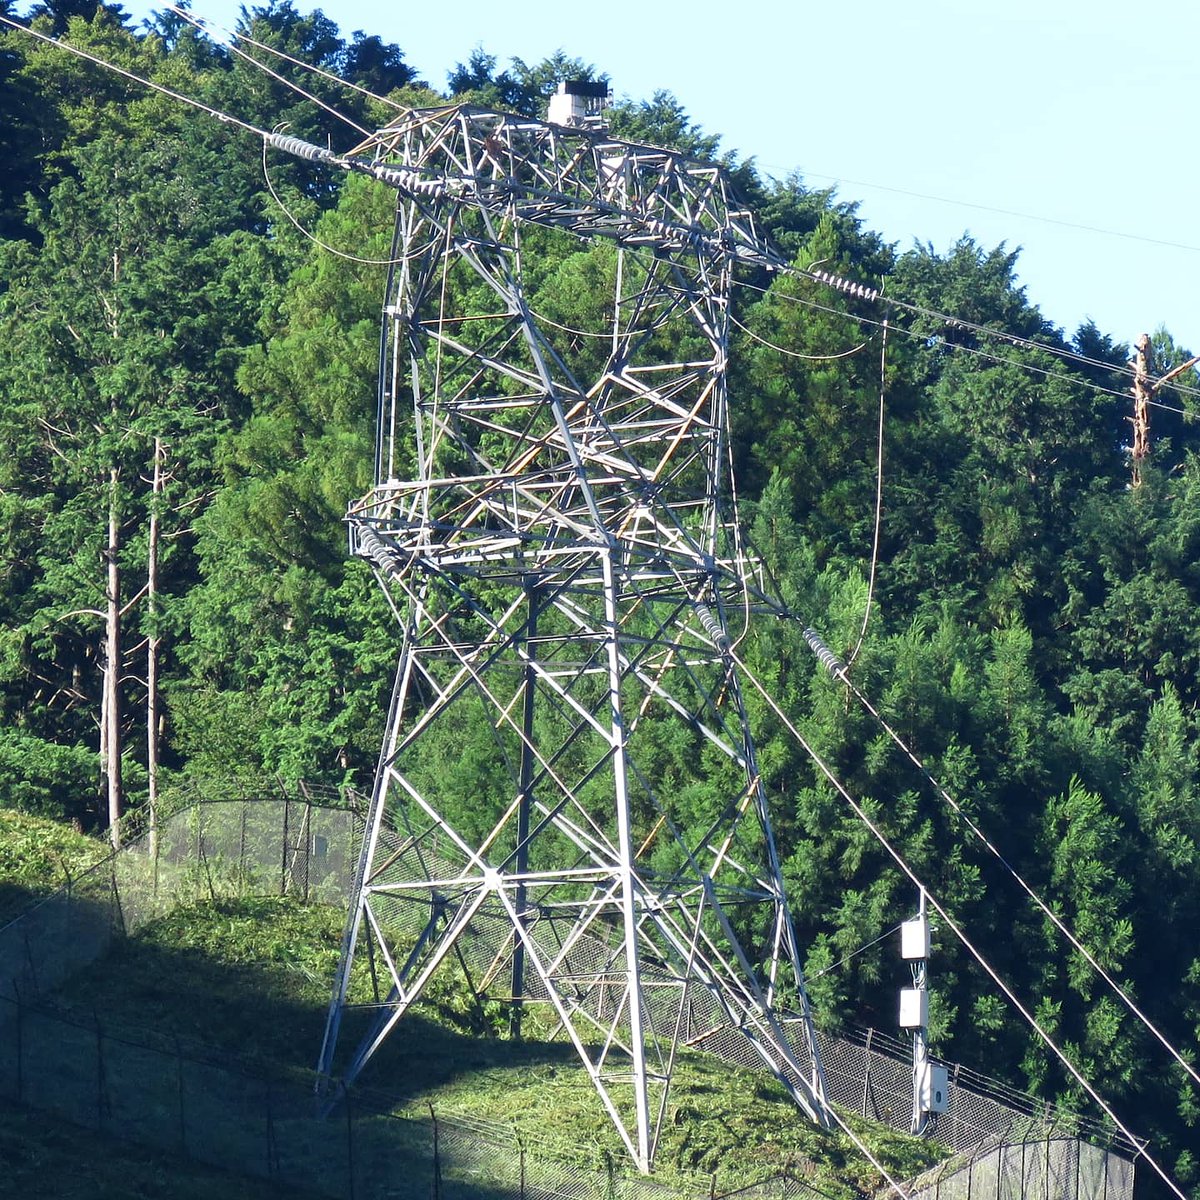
[264,119,782,268]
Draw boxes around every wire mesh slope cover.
[0,792,361,1009]
[0,990,777,1200]
[316,103,829,1172]
[903,1135,1134,1200]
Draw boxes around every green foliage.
[52,892,940,1196]
[0,730,98,822]
[0,1098,313,1200]
[1,7,1198,1184]
[446,47,599,117]
[0,806,106,915]
[608,90,721,159]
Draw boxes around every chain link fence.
[0,786,839,1200]
[346,806,1133,1166]
[804,1025,1133,1159]
[0,786,1136,1200]
[0,988,780,1200]
[903,1134,1134,1200]
[0,781,361,1004]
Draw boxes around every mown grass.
[50,895,944,1195]
[0,1096,321,1200]
[0,810,110,922]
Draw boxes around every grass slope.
[50,895,942,1195]
[0,1097,320,1200]
[0,810,109,921]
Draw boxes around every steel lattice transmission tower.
[314,98,830,1171]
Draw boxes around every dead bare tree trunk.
[104,466,123,848]
[102,251,124,849]
[1130,333,1152,489]
[147,438,164,861]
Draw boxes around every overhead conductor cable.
[8,15,1191,1184]
[799,622,1200,1094]
[164,3,406,113]
[729,640,1188,1200]
[47,0,1192,417]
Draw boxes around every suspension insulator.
[801,627,847,679]
[355,524,407,576]
[369,164,447,198]
[696,602,732,653]
[809,269,881,304]
[265,131,338,165]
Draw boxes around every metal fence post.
[198,809,216,903]
[23,929,40,996]
[430,1101,441,1200]
[14,990,23,1103]
[862,1027,874,1118]
[266,1079,278,1181]
[94,1010,109,1128]
[239,802,249,888]
[109,860,125,935]
[346,1086,357,1200]
[175,1034,186,1153]
[281,797,290,897]
[302,794,312,904]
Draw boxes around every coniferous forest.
[0,1,1198,1191]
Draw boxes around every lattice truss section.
[317,105,829,1172]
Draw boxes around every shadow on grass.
[1,896,611,1200]
[0,1097,321,1200]
[0,881,39,921]
[7,894,933,1197]
[45,895,582,1114]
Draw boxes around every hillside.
[0,3,1197,1195]
[7,885,939,1198]
[0,810,108,919]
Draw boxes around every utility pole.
[1130,334,1153,488]
[103,466,123,848]
[146,437,165,863]
[1130,333,1200,487]
[900,890,947,1135]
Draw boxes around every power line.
[165,3,376,142]
[0,12,265,138]
[795,624,1200,1096]
[728,311,871,362]
[792,169,1200,256]
[35,7,1200,423]
[179,10,1184,431]
[767,265,1200,403]
[733,266,1200,1090]
[10,19,1196,1144]
[13,8,1199,420]
[259,139,409,266]
[731,275,1200,420]
[807,924,901,981]
[730,645,1188,1200]
[164,3,407,114]
[114,30,1152,1180]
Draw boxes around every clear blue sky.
[119,0,1198,351]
